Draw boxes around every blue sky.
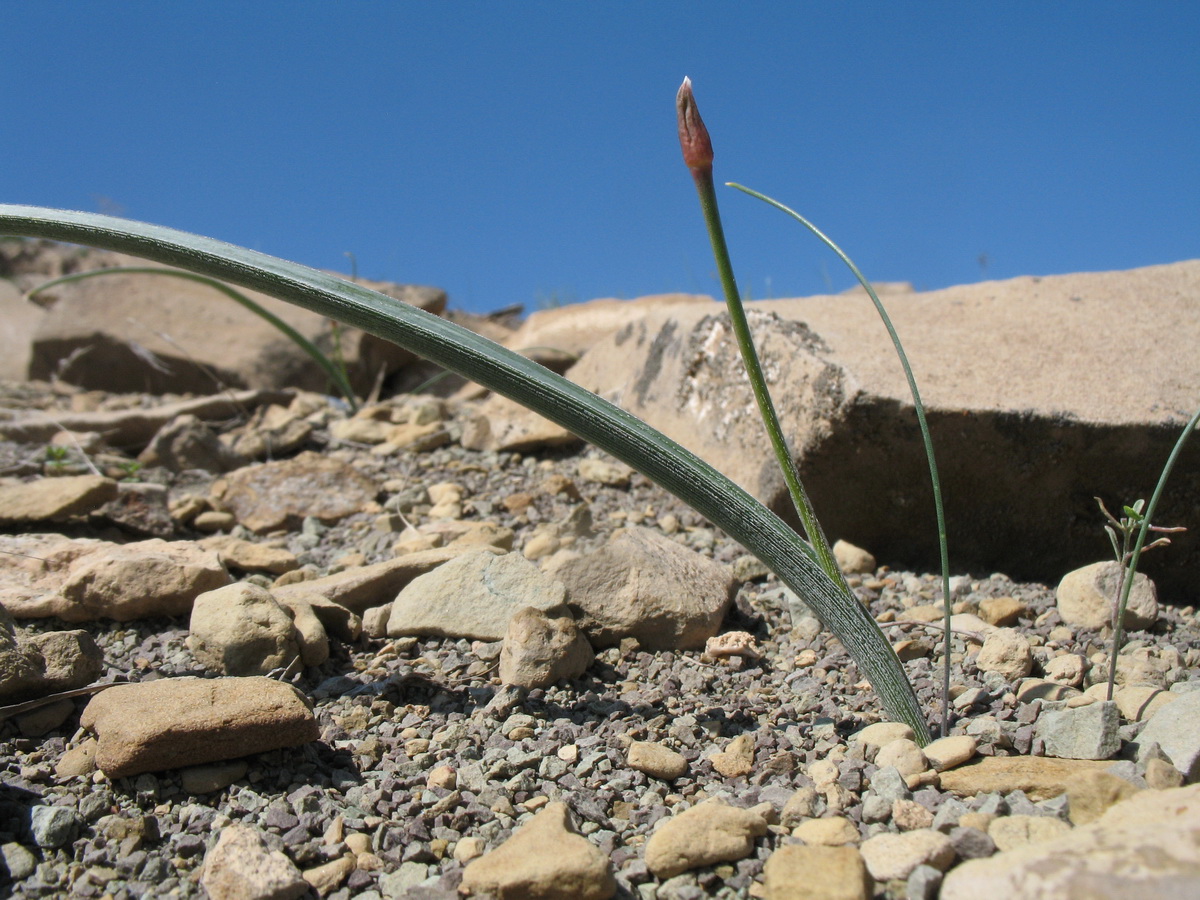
[3,2,1197,314]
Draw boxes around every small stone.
[1043,653,1087,687]
[577,458,632,487]
[55,737,98,778]
[763,844,873,900]
[851,722,916,754]
[833,540,876,575]
[1144,757,1184,790]
[30,804,83,848]
[710,734,755,778]
[1137,683,1200,782]
[645,800,770,879]
[628,741,689,781]
[0,474,119,525]
[859,829,955,882]
[780,786,820,826]
[180,760,249,794]
[705,631,761,659]
[939,756,1114,801]
[1036,700,1121,760]
[0,842,38,880]
[977,596,1026,627]
[1064,770,1141,825]
[1113,684,1177,722]
[792,816,860,846]
[923,735,977,772]
[188,583,301,676]
[427,765,457,790]
[987,814,1072,851]
[200,823,308,900]
[302,856,355,896]
[976,628,1033,681]
[459,801,615,899]
[1056,561,1158,630]
[454,836,486,863]
[499,606,593,689]
[874,739,928,778]
[892,799,935,831]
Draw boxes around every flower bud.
[676,77,714,174]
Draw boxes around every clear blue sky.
[3,2,1197,314]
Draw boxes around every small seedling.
[43,444,69,471]
[1096,496,1186,701]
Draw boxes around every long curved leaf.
[0,205,929,741]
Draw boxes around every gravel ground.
[1,382,1197,899]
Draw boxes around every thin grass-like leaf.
[0,204,930,741]
[727,183,954,736]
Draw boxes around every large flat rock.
[567,261,1200,597]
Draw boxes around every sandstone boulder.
[565,262,1200,595]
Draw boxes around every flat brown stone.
[80,676,318,777]
[938,755,1114,801]
[0,475,118,525]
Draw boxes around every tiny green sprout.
[44,444,69,469]
[1096,495,1187,701]
[118,460,144,482]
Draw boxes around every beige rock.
[459,394,581,453]
[275,594,331,667]
[5,538,231,622]
[976,628,1033,681]
[988,814,1072,851]
[833,539,876,575]
[874,739,928,778]
[792,816,859,846]
[221,403,313,460]
[0,474,118,525]
[200,536,299,575]
[459,801,615,899]
[200,823,307,900]
[211,451,377,534]
[188,583,301,676]
[851,722,916,754]
[858,828,955,881]
[137,414,245,473]
[763,844,873,900]
[1065,770,1141,825]
[27,254,438,396]
[941,784,1200,899]
[923,735,977,772]
[275,592,360,642]
[499,606,593,689]
[545,526,734,650]
[54,738,98,779]
[627,741,689,781]
[272,545,495,614]
[645,800,770,879]
[80,676,318,777]
[389,550,567,642]
[1043,653,1087,687]
[1114,684,1178,721]
[781,786,821,826]
[0,389,291,448]
[1015,678,1081,704]
[978,596,1026,627]
[577,458,632,487]
[705,631,762,660]
[565,263,1200,594]
[179,759,249,794]
[301,855,355,896]
[710,734,755,778]
[1056,561,1158,631]
[939,756,1114,801]
[381,420,451,453]
[892,799,935,831]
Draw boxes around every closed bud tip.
[676,77,714,174]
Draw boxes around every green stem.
[689,169,841,582]
[727,183,953,737]
[1106,405,1200,700]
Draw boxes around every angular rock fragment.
[200,823,308,900]
[644,799,770,878]
[0,474,119,525]
[499,606,593,688]
[188,583,304,676]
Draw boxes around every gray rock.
[389,550,567,642]
[907,864,944,900]
[29,805,82,849]
[137,414,246,473]
[199,823,308,900]
[1137,688,1200,780]
[1037,700,1121,760]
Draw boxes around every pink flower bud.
[676,77,714,174]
